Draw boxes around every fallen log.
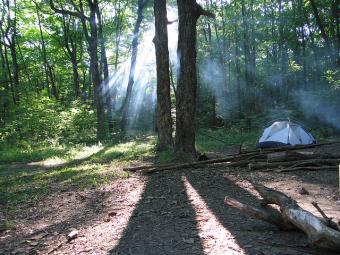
[124,153,266,172]
[224,196,296,230]
[252,183,340,251]
[266,151,314,162]
[124,141,340,173]
[249,159,340,171]
[267,151,340,163]
[143,158,258,174]
[273,165,338,173]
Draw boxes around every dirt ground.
[1,145,340,255]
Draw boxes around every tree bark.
[154,0,173,149]
[175,0,213,159]
[88,0,106,141]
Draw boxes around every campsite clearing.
[1,143,340,254]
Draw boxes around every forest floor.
[1,142,340,255]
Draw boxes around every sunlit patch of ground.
[0,176,146,255]
[183,176,246,255]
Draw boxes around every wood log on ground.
[267,151,340,163]
[274,165,338,173]
[224,196,296,230]
[251,183,340,251]
[249,159,340,171]
[124,153,266,172]
[124,141,340,173]
[142,158,258,174]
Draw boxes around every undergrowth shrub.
[0,96,96,148]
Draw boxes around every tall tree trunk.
[61,15,81,98]
[17,42,33,89]
[154,0,173,149]
[241,0,251,88]
[120,0,149,131]
[96,5,113,133]
[175,0,214,159]
[0,43,9,125]
[278,0,287,100]
[88,1,106,141]
[35,1,51,97]
[308,0,337,66]
[3,46,15,104]
[234,21,241,115]
[9,44,19,103]
[114,0,122,71]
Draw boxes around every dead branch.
[311,201,339,231]
[252,183,340,251]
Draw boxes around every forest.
[0,0,340,254]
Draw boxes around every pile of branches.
[124,141,340,174]
[248,150,340,173]
[224,180,340,252]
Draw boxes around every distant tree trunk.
[61,15,81,98]
[241,0,251,88]
[9,44,19,103]
[3,46,14,103]
[34,1,52,97]
[96,5,113,133]
[278,0,287,100]
[121,0,149,131]
[114,0,122,71]
[209,0,229,124]
[234,22,241,115]
[175,0,214,159]
[88,1,106,141]
[50,0,106,141]
[308,0,337,66]
[0,0,19,104]
[0,43,9,125]
[17,43,33,89]
[154,0,173,149]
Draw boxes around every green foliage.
[324,69,340,90]
[0,96,96,147]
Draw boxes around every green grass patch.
[0,137,157,206]
[0,146,71,164]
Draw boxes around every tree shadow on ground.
[184,167,339,255]
[109,172,206,255]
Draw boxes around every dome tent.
[257,119,316,148]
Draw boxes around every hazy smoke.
[101,7,179,130]
[295,90,340,129]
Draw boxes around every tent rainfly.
[257,120,316,148]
